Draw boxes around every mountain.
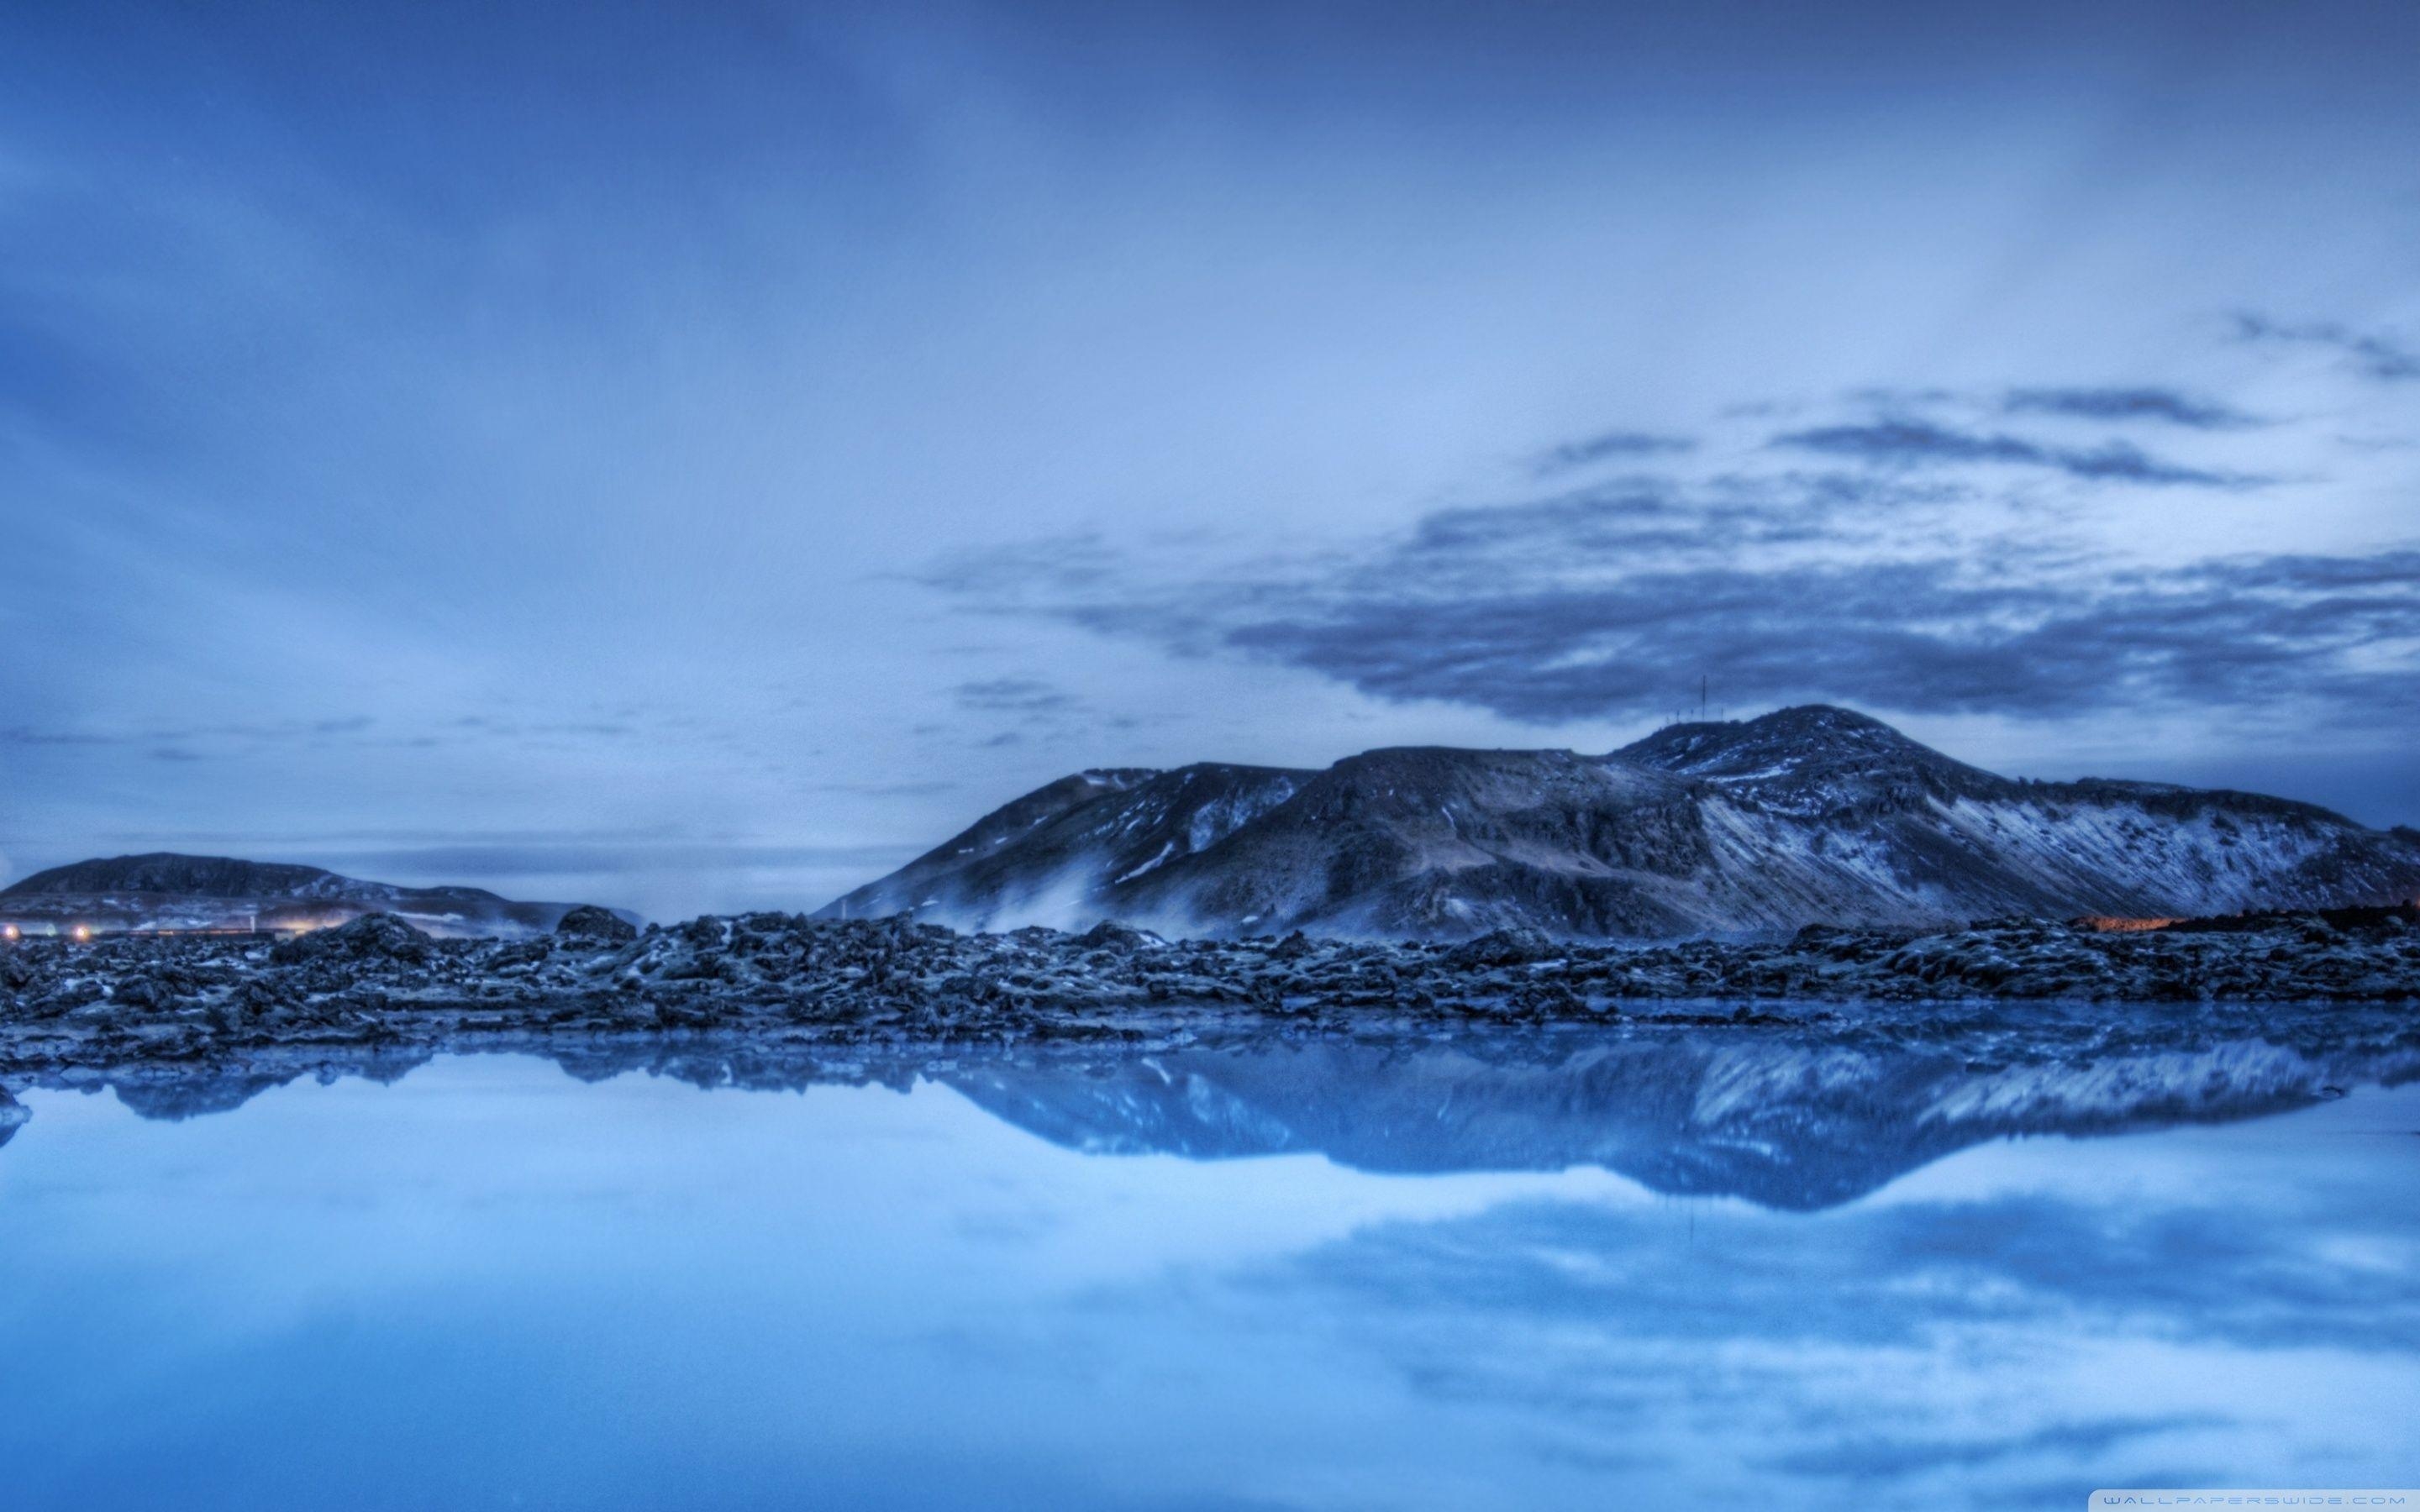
[0,853,633,939]
[821,705,2420,938]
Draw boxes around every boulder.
[555,905,639,946]
[271,912,431,966]
[1444,926,1557,969]
[1076,920,1163,954]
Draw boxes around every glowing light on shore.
[71,924,92,942]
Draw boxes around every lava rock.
[555,905,639,945]
[1444,927,1557,969]
[1270,931,1316,961]
[271,912,432,967]
[1076,921,1161,954]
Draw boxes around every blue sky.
[3,0,2417,917]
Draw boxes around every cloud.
[1311,1187,2420,1352]
[0,726,124,748]
[304,841,922,881]
[1239,549,2420,723]
[1219,1183,2420,1499]
[800,780,960,797]
[1758,1415,2225,1481]
[2002,386,2258,429]
[1532,430,1696,474]
[913,532,1126,600]
[1397,472,1954,564]
[953,677,1077,714]
[1772,419,2258,487]
[2233,312,2420,383]
[3,717,374,750]
[919,470,2420,732]
[0,712,630,759]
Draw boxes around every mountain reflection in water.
[8,1000,2417,1209]
[2,1006,2416,1510]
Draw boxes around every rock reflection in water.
[0,1086,25,1151]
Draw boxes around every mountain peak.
[1754,702,1897,732]
[1614,706,2007,818]
[1623,703,1918,758]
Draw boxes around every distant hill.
[0,853,634,939]
[820,705,2420,939]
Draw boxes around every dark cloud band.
[1772,419,2259,487]
[2002,386,2257,429]
[923,470,2420,732]
[2233,312,2420,384]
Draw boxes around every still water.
[2,1023,2417,1510]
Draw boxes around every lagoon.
[3,1026,2417,1510]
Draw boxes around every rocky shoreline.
[1,905,2415,1082]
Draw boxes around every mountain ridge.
[822,705,2420,938]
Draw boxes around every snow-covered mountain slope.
[823,764,1308,928]
[823,706,2420,939]
[0,853,631,938]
